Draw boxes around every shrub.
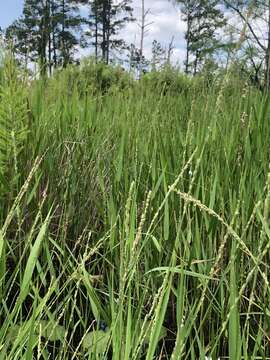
[51,57,133,96]
[140,66,192,95]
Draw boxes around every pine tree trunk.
[62,0,67,67]
[193,51,198,75]
[51,0,57,67]
[94,0,98,62]
[48,35,52,75]
[265,1,270,90]
[48,0,52,75]
[102,1,107,62]
[40,1,49,76]
[106,0,111,64]
[185,11,191,74]
[139,0,145,76]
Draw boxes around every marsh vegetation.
[0,56,270,359]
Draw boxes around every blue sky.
[0,0,186,65]
[0,0,23,28]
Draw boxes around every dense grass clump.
[0,56,270,359]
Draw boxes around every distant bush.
[140,67,193,95]
[47,58,260,102]
[51,57,133,96]
[83,59,132,93]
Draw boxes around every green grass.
[0,56,270,359]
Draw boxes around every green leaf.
[20,210,52,302]
[7,324,21,343]
[0,230,6,299]
[0,171,10,192]
[82,330,110,355]
[38,320,65,342]
[149,235,161,252]
[146,266,216,281]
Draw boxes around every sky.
[0,0,186,66]
[123,0,186,65]
[0,0,23,28]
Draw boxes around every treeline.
[2,0,270,90]
[3,0,134,74]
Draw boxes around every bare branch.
[223,0,266,51]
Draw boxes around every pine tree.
[85,0,134,64]
[151,40,166,71]
[127,43,148,74]
[84,0,103,61]
[176,0,197,73]
[5,0,84,74]
[5,19,32,67]
[176,0,226,74]
[21,0,50,74]
[56,0,83,67]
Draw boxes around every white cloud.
[122,0,186,65]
